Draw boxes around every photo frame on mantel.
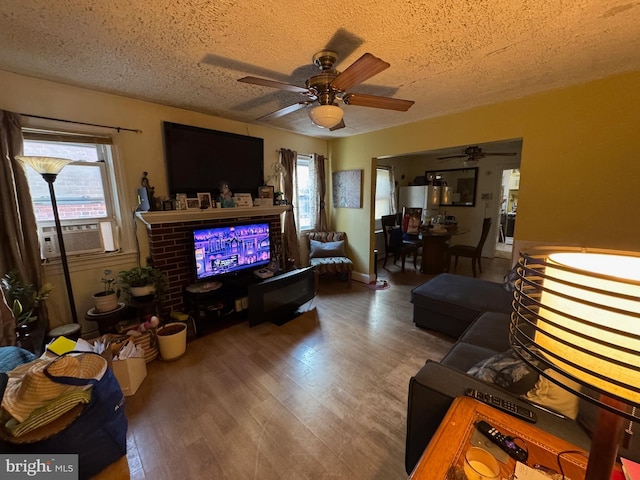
[258,185,274,199]
[332,170,362,208]
[186,197,201,210]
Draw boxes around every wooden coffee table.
[409,396,589,479]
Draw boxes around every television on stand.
[192,221,271,283]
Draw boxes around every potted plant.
[118,266,168,300]
[92,269,120,313]
[1,270,53,351]
[1,270,53,328]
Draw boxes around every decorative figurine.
[141,171,158,210]
[219,181,234,208]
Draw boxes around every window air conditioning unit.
[40,222,112,258]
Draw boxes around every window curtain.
[0,110,46,346]
[389,165,397,215]
[279,148,300,268]
[315,154,328,231]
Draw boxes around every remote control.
[475,420,529,463]
[466,388,537,423]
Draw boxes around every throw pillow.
[309,239,345,259]
[503,266,518,292]
[524,368,580,420]
[467,346,543,395]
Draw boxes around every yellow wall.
[3,68,640,325]
[331,70,640,275]
[0,69,327,329]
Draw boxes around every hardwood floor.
[118,257,511,479]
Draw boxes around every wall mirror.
[425,167,478,207]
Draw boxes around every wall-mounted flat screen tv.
[192,222,271,281]
[163,121,264,197]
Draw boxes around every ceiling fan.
[437,146,517,166]
[238,50,414,130]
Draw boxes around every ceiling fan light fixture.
[309,104,343,129]
[464,159,479,168]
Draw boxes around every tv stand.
[248,267,315,326]
[184,267,316,334]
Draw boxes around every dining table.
[419,225,469,274]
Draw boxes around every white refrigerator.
[398,185,441,223]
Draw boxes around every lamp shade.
[511,247,640,418]
[15,156,74,175]
[309,105,343,129]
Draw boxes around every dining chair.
[446,217,492,277]
[381,214,420,272]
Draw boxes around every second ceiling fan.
[438,146,517,166]
[238,50,414,131]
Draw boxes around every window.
[21,129,120,257]
[295,154,313,231]
[375,166,392,220]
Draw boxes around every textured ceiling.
[1,0,639,138]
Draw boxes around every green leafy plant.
[1,270,53,327]
[97,269,119,295]
[118,266,168,300]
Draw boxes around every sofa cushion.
[440,342,499,372]
[467,346,543,395]
[459,312,512,352]
[525,369,581,420]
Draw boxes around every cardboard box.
[111,357,147,396]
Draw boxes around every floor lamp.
[511,246,640,480]
[16,156,79,325]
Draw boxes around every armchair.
[307,232,353,287]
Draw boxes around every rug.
[366,280,391,290]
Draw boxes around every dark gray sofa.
[405,274,639,474]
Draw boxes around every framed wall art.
[332,170,362,208]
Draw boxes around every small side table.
[409,396,590,480]
[85,303,129,334]
[48,323,82,342]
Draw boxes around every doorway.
[496,168,520,260]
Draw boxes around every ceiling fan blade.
[257,102,310,122]
[331,53,390,91]
[329,119,346,131]
[437,155,466,160]
[483,152,517,156]
[342,93,414,111]
[238,76,309,94]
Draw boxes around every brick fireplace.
[136,206,288,315]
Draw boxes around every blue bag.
[0,352,127,479]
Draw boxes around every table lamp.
[510,246,640,480]
[16,156,79,325]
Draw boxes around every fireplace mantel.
[138,205,288,314]
[136,205,290,226]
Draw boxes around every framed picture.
[234,193,253,207]
[332,170,362,208]
[258,185,274,199]
[197,192,212,209]
[186,197,201,210]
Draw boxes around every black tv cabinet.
[247,266,315,326]
[184,267,316,334]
